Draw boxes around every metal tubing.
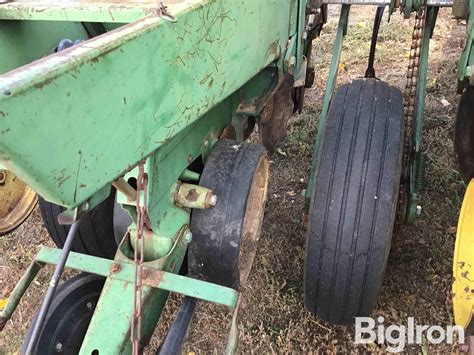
[24,220,81,354]
[179,169,201,182]
[0,261,44,331]
[365,6,385,78]
[158,297,198,355]
[306,4,350,203]
[112,177,137,202]
[415,6,438,152]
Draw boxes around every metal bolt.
[86,301,94,310]
[416,205,422,216]
[0,170,6,185]
[55,342,63,352]
[203,140,209,147]
[209,194,217,206]
[184,231,193,243]
[288,56,296,68]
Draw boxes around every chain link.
[397,1,427,223]
[131,162,149,355]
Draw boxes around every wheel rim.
[453,179,474,330]
[0,170,37,235]
[238,155,270,286]
[25,274,105,354]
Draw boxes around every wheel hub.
[0,170,37,235]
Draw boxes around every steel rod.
[113,177,137,202]
[365,6,385,78]
[0,261,44,331]
[24,220,81,354]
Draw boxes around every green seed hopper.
[0,0,473,352]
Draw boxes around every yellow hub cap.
[0,170,37,235]
[453,179,474,330]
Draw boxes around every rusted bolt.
[0,170,6,185]
[110,262,121,273]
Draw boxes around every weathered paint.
[0,0,170,23]
[0,0,291,210]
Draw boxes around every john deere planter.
[0,0,473,352]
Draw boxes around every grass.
[0,6,469,354]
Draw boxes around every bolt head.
[55,342,63,352]
[209,194,217,206]
[416,205,422,216]
[0,170,6,185]
[184,231,193,243]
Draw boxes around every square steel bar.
[36,246,239,308]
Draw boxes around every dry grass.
[0,6,468,354]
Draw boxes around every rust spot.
[0,111,6,117]
[110,262,121,273]
[185,188,199,202]
[143,269,163,288]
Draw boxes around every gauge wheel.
[0,170,37,236]
[188,139,270,290]
[454,86,474,183]
[39,191,117,259]
[23,273,105,354]
[305,79,404,325]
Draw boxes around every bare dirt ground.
[0,6,469,354]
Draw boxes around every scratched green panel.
[0,21,89,74]
[0,2,158,23]
[0,0,290,209]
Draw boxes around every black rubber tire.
[39,191,117,259]
[23,273,105,355]
[189,139,268,290]
[304,79,404,325]
[454,86,474,183]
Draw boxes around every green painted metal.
[305,4,350,203]
[35,246,238,309]
[0,260,43,328]
[407,6,438,224]
[0,0,291,210]
[0,1,162,23]
[0,0,305,351]
[0,21,90,74]
[179,169,200,181]
[458,0,474,85]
